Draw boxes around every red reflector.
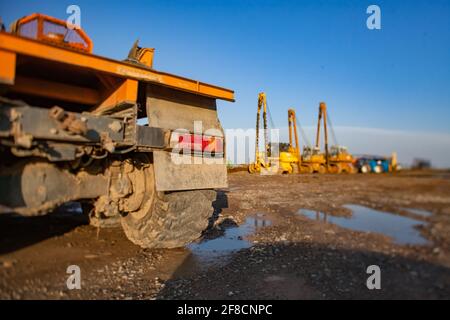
[178,134,223,153]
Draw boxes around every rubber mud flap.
[153,150,227,191]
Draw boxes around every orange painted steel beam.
[96,79,138,112]
[13,76,101,105]
[0,50,16,85]
[0,33,235,102]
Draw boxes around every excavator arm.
[315,102,329,167]
[254,92,269,164]
[249,92,271,173]
[288,109,302,172]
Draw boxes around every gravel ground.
[1,170,449,299]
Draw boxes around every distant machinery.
[314,102,355,174]
[249,93,272,174]
[355,152,400,173]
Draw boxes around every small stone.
[2,260,16,268]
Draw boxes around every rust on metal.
[49,106,88,136]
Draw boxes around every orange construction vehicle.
[0,13,234,248]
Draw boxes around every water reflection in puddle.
[402,208,432,218]
[298,205,429,245]
[188,214,272,261]
[54,202,83,216]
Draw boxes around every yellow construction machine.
[279,108,327,174]
[249,93,273,173]
[315,102,355,174]
[279,109,301,174]
[298,103,328,174]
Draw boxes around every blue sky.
[1,0,450,166]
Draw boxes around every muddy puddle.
[188,214,272,263]
[298,205,429,245]
[162,214,272,277]
[111,214,274,279]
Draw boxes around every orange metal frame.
[14,13,93,53]
[0,32,235,104]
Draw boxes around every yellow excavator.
[298,103,328,174]
[279,108,329,174]
[277,107,331,174]
[315,102,355,174]
[279,109,301,174]
[248,93,272,173]
[249,93,297,174]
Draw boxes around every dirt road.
[1,171,449,299]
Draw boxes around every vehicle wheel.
[248,163,260,173]
[302,165,314,174]
[360,165,371,174]
[341,165,350,174]
[121,158,215,249]
[330,165,341,174]
[374,165,383,174]
[292,163,300,174]
[280,165,292,174]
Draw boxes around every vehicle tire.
[374,165,383,174]
[292,163,300,174]
[248,163,260,173]
[121,159,215,249]
[360,164,371,174]
[341,165,350,174]
[319,165,327,174]
[303,165,314,174]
